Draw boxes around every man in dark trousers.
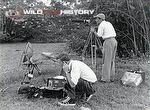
[57,53,97,106]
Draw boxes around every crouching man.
[57,53,97,106]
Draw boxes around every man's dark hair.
[56,53,70,61]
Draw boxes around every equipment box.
[47,76,66,88]
[121,70,145,87]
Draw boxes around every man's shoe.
[58,98,76,106]
[110,80,115,82]
[61,96,71,103]
[98,79,107,83]
[99,79,114,83]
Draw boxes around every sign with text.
[5,8,94,19]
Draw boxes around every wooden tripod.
[82,30,102,69]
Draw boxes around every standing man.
[57,53,97,106]
[91,13,118,83]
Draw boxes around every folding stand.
[20,42,46,84]
[82,30,102,69]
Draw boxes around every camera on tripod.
[71,19,91,23]
[71,18,102,68]
[71,18,97,28]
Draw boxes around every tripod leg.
[33,64,46,83]
[94,45,97,68]
[94,37,97,69]
[91,32,97,68]
[21,71,31,84]
[95,37,102,50]
[82,32,92,60]
[33,64,41,75]
[95,37,103,70]
[91,35,94,66]
[21,73,27,84]
[30,65,34,74]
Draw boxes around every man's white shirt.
[67,60,97,85]
[97,20,116,39]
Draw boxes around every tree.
[67,0,150,58]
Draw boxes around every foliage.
[0,0,92,42]
[66,25,90,55]
[67,0,150,58]
[0,0,149,58]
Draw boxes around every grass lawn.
[0,43,149,110]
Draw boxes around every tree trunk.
[126,0,138,56]
[138,0,149,54]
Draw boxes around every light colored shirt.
[68,60,97,85]
[97,20,116,39]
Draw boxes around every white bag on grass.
[121,71,143,87]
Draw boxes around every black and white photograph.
[0,0,150,110]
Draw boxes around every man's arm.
[91,26,103,38]
[67,62,82,88]
[93,31,100,37]
[63,62,76,88]
[66,72,76,88]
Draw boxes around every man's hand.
[62,62,76,87]
[91,27,100,38]
[63,62,69,73]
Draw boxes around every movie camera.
[71,19,90,23]
[71,18,97,26]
